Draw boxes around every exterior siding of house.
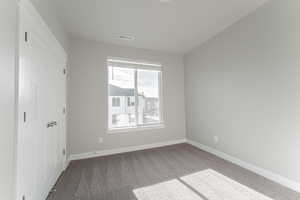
[108,96,145,128]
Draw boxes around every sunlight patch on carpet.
[133,169,274,200]
[133,179,204,200]
[180,169,273,200]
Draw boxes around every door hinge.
[22,195,25,200]
[23,112,26,123]
[62,149,66,155]
[25,32,28,42]
[63,68,66,75]
[62,107,66,115]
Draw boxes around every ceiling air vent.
[118,35,135,41]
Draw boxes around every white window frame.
[107,57,165,133]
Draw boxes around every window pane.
[137,69,161,125]
[108,66,136,128]
[112,97,120,107]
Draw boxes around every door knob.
[47,121,57,128]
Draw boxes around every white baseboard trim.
[187,139,300,193]
[69,139,186,161]
[64,159,70,170]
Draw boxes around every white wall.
[185,0,300,183]
[0,1,17,199]
[67,38,186,155]
[29,0,69,52]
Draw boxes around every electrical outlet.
[99,137,103,143]
[214,136,219,143]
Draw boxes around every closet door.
[17,1,67,200]
[18,10,46,200]
[43,54,66,188]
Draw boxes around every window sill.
[107,124,165,134]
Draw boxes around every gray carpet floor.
[48,143,300,200]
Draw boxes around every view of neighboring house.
[108,84,159,128]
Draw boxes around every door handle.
[47,121,57,128]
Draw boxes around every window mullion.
[134,69,139,127]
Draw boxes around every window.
[127,97,134,107]
[108,58,163,131]
[112,97,120,107]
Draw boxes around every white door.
[16,1,67,200]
